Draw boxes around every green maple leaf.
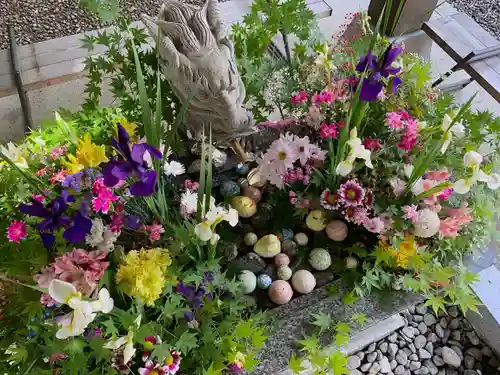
[151,343,172,361]
[335,322,351,335]
[311,311,332,333]
[244,355,260,371]
[351,313,367,327]
[176,331,198,353]
[288,352,307,374]
[456,292,481,315]
[334,333,350,347]
[433,265,455,284]
[424,295,447,315]
[297,334,319,354]
[310,351,328,369]
[373,245,394,265]
[328,350,349,375]
[326,283,340,297]
[463,271,480,285]
[251,328,268,349]
[402,274,421,292]
[102,318,119,338]
[203,362,221,375]
[343,291,359,305]
[235,320,254,339]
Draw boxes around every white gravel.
[0,0,208,50]
[448,0,500,41]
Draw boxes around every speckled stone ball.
[236,163,250,175]
[306,210,328,231]
[345,256,358,269]
[242,186,262,204]
[257,274,273,289]
[274,253,290,266]
[244,232,258,246]
[220,180,241,197]
[239,270,257,294]
[294,232,309,246]
[277,265,292,281]
[281,240,298,257]
[326,220,348,241]
[291,270,316,294]
[309,248,332,271]
[268,280,293,305]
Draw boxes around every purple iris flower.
[177,281,210,309]
[62,172,84,192]
[125,215,141,230]
[63,197,92,243]
[102,124,161,196]
[184,311,195,323]
[355,44,403,102]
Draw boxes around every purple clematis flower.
[103,124,161,196]
[355,44,403,102]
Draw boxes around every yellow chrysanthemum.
[115,117,137,138]
[116,248,172,306]
[382,236,417,267]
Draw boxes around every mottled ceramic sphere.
[277,265,292,281]
[294,232,309,246]
[268,280,293,305]
[309,248,332,271]
[244,232,258,246]
[306,210,328,231]
[326,220,348,241]
[274,253,290,266]
[281,239,298,257]
[280,228,294,241]
[257,274,273,289]
[231,196,257,218]
[242,186,262,204]
[220,180,241,197]
[238,270,257,294]
[236,163,250,175]
[291,270,316,294]
[345,256,358,269]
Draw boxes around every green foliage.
[79,0,120,22]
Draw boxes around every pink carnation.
[386,112,404,129]
[362,137,382,152]
[184,179,199,191]
[93,187,119,214]
[291,90,309,105]
[438,188,454,200]
[50,169,67,184]
[403,205,419,222]
[319,122,338,140]
[50,146,69,159]
[397,117,419,152]
[313,90,335,104]
[36,167,50,177]
[145,223,165,242]
[7,220,28,243]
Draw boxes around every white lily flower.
[463,151,483,167]
[336,128,373,176]
[104,330,136,363]
[194,221,213,242]
[440,114,466,153]
[90,288,114,313]
[0,142,28,169]
[404,164,414,179]
[195,206,239,243]
[453,151,500,194]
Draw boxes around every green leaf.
[311,311,332,333]
[151,343,172,362]
[328,350,349,375]
[433,265,455,284]
[463,271,480,285]
[343,291,359,305]
[102,318,119,338]
[326,283,341,297]
[334,332,350,347]
[251,327,268,350]
[65,338,86,355]
[424,295,447,315]
[176,331,198,353]
[203,363,222,375]
[351,313,367,327]
[335,322,351,335]
[235,320,254,338]
[288,352,307,374]
[455,292,481,316]
[310,351,328,369]
[297,334,319,354]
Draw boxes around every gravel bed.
[448,0,500,42]
[0,0,209,50]
[348,303,500,375]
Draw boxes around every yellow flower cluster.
[382,236,417,267]
[64,134,108,174]
[116,248,172,306]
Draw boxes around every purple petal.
[114,124,132,158]
[130,170,157,196]
[131,143,161,165]
[63,212,93,243]
[359,80,383,102]
[125,215,141,230]
[184,311,195,322]
[103,161,131,187]
[40,232,55,248]
[20,200,48,218]
[356,50,377,73]
[391,76,403,94]
[380,44,403,72]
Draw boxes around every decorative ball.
[231,196,257,218]
[237,177,249,188]
[247,167,267,188]
[326,220,348,241]
[309,248,332,271]
[236,163,250,175]
[244,232,258,246]
[277,265,293,281]
[220,180,241,197]
[220,241,238,260]
[241,295,257,307]
[345,256,358,269]
[294,232,309,246]
[238,271,257,294]
[257,274,273,289]
[281,239,298,257]
[274,253,290,266]
[242,186,262,204]
[280,228,294,241]
[254,234,281,258]
[306,210,328,231]
[291,270,316,294]
[268,280,293,305]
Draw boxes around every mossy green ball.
[309,248,332,271]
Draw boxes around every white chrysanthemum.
[413,208,440,238]
[164,160,185,176]
[86,218,119,251]
[180,190,215,215]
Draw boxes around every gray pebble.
[481,346,492,357]
[424,313,437,326]
[464,355,475,370]
[380,357,391,373]
[410,361,422,371]
[347,355,361,370]
[395,365,405,375]
[380,342,388,353]
[396,350,408,366]
[402,327,415,339]
[367,342,377,353]
[402,312,413,323]
[416,304,428,315]
[388,343,399,359]
[390,360,397,370]
[451,330,461,341]
[439,318,448,329]
[402,348,412,357]
[447,306,458,317]
[449,318,460,330]
[388,333,398,343]
[463,371,477,375]
[435,347,443,356]
[433,355,445,367]
[409,354,419,361]
[414,315,424,322]
[408,305,416,314]
[427,333,439,343]
[415,335,427,349]
[367,352,377,363]
[415,367,430,375]
[424,360,439,375]
[369,362,381,374]
[419,349,432,360]
[447,340,462,349]
[451,346,463,360]
[409,343,417,354]
[357,351,366,361]
[466,331,480,346]
[462,320,473,331]
[418,322,428,335]
[425,342,434,356]
[442,329,450,343]
[488,356,500,367]
[349,370,363,375]
[361,363,372,372]
[442,347,462,367]
[398,340,406,348]
[435,324,445,338]
[446,369,457,375]
[410,322,419,328]
[437,370,445,375]
[377,351,383,361]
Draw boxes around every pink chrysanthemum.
[145,223,165,242]
[313,90,335,104]
[364,217,385,233]
[339,180,365,207]
[7,220,28,243]
[352,207,369,226]
[319,123,338,140]
[183,179,199,191]
[362,137,382,152]
[93,187,119,214]
[50,169,67,184]
[320,189,341,210]
[50,146,69,159]
[403,205,419,222]
[343,206,356,222]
